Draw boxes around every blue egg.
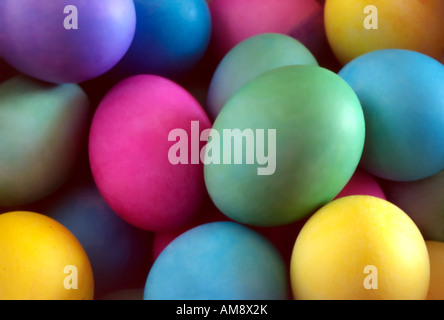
[144,221,288,300]
[111,0,211,79]
[339,49,444,181]
[46,185,153,296]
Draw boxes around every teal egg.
[144,221,288,300]
[204,65,365,226]
[339,49,444,181]
[0,76,91,207]
[206,33,318,120]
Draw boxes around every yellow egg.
[426,241,444,300]
[0,211,94,300]
[290,196,430,300]
[325,0,444,65]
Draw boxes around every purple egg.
[0,0,136,84]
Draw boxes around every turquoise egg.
[144,221,288,300]
[339,49,444,181]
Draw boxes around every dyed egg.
[206,33,318,120]
[334,169,386,200]
[208,0,326,62]
[382,170,444,242]
[204,65,365,227]
[0,76,91,207]
[291,196,430,300]
[0,211,94,300]
[0,0,136,83]
[46,185,153,297]
[144,221,287,300]
[339,49,444,181]
[425,241,444,300]
[325,0,444,65]
[89,75,211,232]
[99,288,144,300]
[110,0,211,80]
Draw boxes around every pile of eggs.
[1,0,444,300]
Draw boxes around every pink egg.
[334,169,386,200]
[208,0,326,62]
[89,75,211,232]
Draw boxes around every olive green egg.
[0,75,91,207]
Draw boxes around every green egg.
[204,65,365,227]
[206,33,318,121]
[0,75,91,207]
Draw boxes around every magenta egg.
[89,75,212,232]
[334,169,386,200]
